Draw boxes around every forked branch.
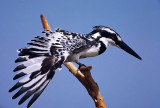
[40,14,107,108]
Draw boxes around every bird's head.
[91,26,142,60]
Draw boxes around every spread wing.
[9,30,69,108]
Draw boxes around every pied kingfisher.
[9,26,142,108]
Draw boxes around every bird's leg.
[76,61,86,69]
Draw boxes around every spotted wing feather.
[9,30,69,107]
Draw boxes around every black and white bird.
[9,26,142,108]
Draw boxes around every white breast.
[66,44,100,63]
[79,46,99,58]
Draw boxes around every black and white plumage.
[9,26,142,108]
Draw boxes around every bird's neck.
[87,31,108,55]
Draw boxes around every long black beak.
[116,41,142,60]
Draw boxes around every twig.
[40,14,107,108]
[40,14,50,30]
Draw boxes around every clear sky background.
[0,0,160,108]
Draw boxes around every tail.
[9,35,66,108]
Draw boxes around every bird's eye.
[101,31,110,37]
[101,31,117,40]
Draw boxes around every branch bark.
[40,14,107,108]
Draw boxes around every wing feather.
[27,79,50,108]
[9,30,69,107]
[18,76,46,105]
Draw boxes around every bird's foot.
[78,63,86,69]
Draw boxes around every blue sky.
[1,0,160,108]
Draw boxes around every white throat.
[100,37,114,47]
